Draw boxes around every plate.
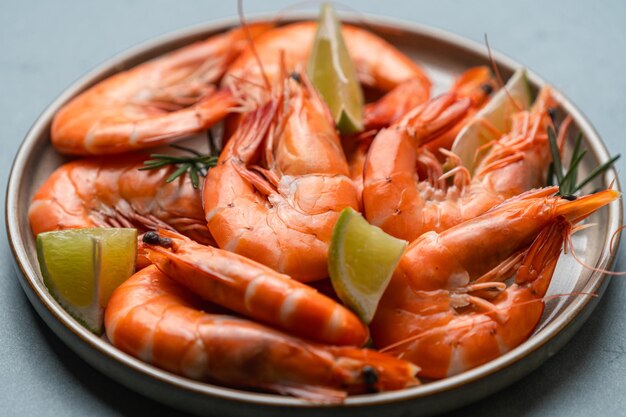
[5,13,623,417]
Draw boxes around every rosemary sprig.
[140,134,220,189]
[547,125,620,198]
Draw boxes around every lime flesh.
[36,228,137,334]
[307,3,364,134]
[451,68,533,173]
[328,208,407,323]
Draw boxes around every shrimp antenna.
[567,226,626,275]
[609,225,625,256]
[484,33,523,112]
[237,0,271,91]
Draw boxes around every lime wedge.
[36,228,137,334]
[328,208,407,323]
[451,68,533,173]
[307,3,364,134]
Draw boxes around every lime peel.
[329,208,407,323]
[36,228,137,334]
[307,3,364,134]
[451,68,532,173]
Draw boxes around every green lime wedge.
[328,208,407,323]
[307,3,364,134]
[451,68,533,173]
[36,228,137,334]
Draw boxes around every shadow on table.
[27,294,192,417]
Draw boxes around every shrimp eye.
[480,83,494,95]
[547,107,557,123]
[142,231,172,247]
[290,72,302,83]
[561,194,577,201]
[362,365,379,387]
[143,231,161,244]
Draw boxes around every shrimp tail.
[556,189,620,223]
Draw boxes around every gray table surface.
[2,0,625,415]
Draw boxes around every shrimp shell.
[105,265,419,402]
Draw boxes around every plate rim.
[5,11,623,410]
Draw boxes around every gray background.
[1,0,625,415]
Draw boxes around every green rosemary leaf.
[573,154,621,193]
[568,133,583,190]
[139,160,171,170]
[166,163,191,183]
[140,142,220,186]
[560,150,587,195]
[546,163,555,187]
[189,165,200,189]
[146,153,186,161]
[547,126,564,185]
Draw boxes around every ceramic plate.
[6,13,622,417]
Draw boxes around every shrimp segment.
[105,266,419,402]
[371,189,619,378]
[143,229,368,346]
[28,155,212,267]
[52,24,271,155]
[363,86,556,242]
[224,21,430,95]
[204,74,359,282]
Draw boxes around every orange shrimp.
[370,188,619,379]
[203,74,359,282]
[105,265,419,402]
[362,78,431,131]
[347,67,493,205]
[142,229,368,346]
[423,66,496,156]
[363,86,556,242]
[224,21,430,97]
[28,155,211,267]
[51,24,271,155]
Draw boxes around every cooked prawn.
[422,66,496,156]
[370,188,619,378]
[224,21,430,98]
[105,265,419,402]
[28,155,212,267]
[203,73,359,282]
[52,24,271,155]
[347,67,494,205]
[363,86,556,242]
[143,229,368,346]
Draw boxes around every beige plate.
[5,13,623,417]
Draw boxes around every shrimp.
[370,189,619,378]
[347,67,494,205]
[363,86,556,242]
[224,21,430,98]
[28,155,211,267]
[362,78,431,131]
[51,24,271,155]
[142,229,368,346]
[105,265,419,402]
[203,73,359,282]
[422,66,496,156]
